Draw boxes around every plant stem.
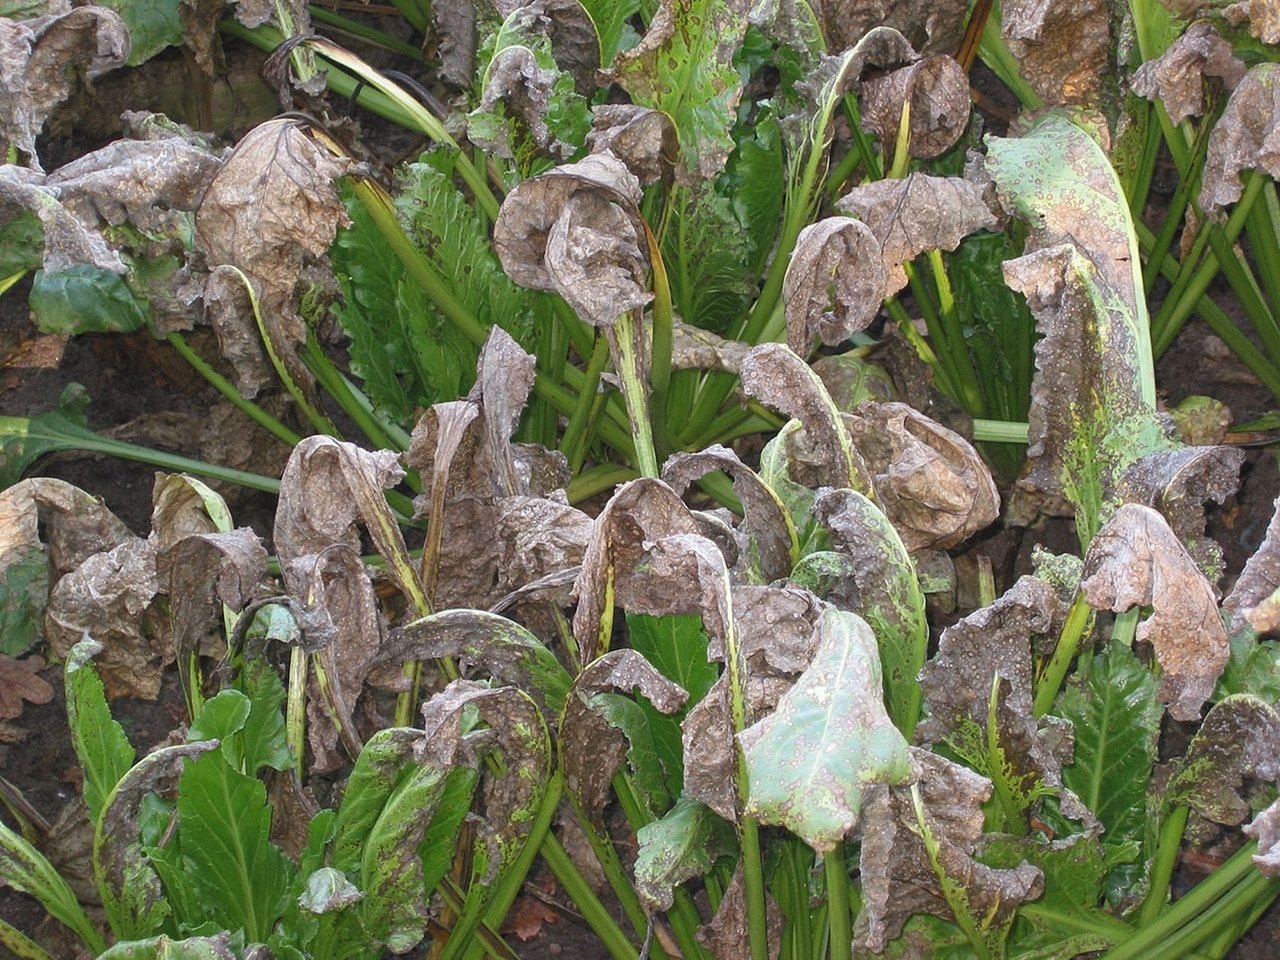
[972,419,1029,443]
[825,844,853,960]
[301,332,403,454]
[308,5,425,59]
[1033,594,1093,717]
[1138,804,1191,925]
[540,833,640,960]
[560,332,612,470]
[643,222,674,460]
[610,312,659,477]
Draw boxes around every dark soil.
[3,32,1280,960]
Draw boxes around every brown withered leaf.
[1081,504,1229,720]
[0,7,129,168]
[471,45,566,159]
[856,748,1044,952]
[561,649,688,822]
[1131,22,1245,124]
[430,0,479,86]
[859,55,970,162]
[813,0,970,56]
[0,655,53,720]
[494,153,651,327]
[782,217,886,354]
[1223,495,1280,634]
[1165,0,1280,45]
[201,266,272,396]
[195,118,353,391]
[697,863,783,960]
[474,326,536,498]
[1200,63,1280,213]
[44,537,166,699]
[844,401,1000,551]
[728,585,826,675]
[503,893,559,941]
[0,169,124,274]
[495,495,591,596]
[158,528,267,666]
[1245,798,1280,877]
[671,321,751,373]
[662,445,797,584]
[571,479,701,663]
[740,343,872,494]
[586,105,676,185]
[149,473,228,550]
[1168,695,1280,825]
[835,174,996,298]
[1000,0,1110,105]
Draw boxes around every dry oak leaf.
[0,655,54,720]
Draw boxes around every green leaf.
[29,265,148,335]
[0,210,43,277]
[726,114,785,276]
[1057,643,1159,900]
[611,0,752,182]
[577,0,640,65]
[64,639,135,823]
[633,795,733,911]
[0,545,46,656]
[0,820,105,954]
[0,383,92,489]
[740,608,913,853]
[662,183,753,333]
[419,768,480,898]
[96,933,239,959]
[95,0,183,66]
[233,655,293,775]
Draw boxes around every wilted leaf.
[0,654,52,720]
[96,933,240,960]
[1223,494,1280,633]
[814,0,969,55]
[740,608,912,852]
[0,7,129,167]
[430,0,479,85]
[811,488,926,734]
[561,649,688,821]
[1081,504,1229,720]
[1000,0,1110,105]
[1166,694,1280,825]
[697,863,783,960]
[782,217,886,353]
[586,104,676,185]
[859,55,970,162]
[662,444,798,583]
[855,748,1044,953]
[609,0,751,183]
[1200,63,1280,212]
[671,320,752,373]
[843,401,1000,551]
[495,494,592,596]
[835,174,996,300]
[195,119,353,394]
[1131,22,1245,124]
[634,795,733,911]
[1245,797,1280,877]
[494,152,650,327]
[474,326,538,497]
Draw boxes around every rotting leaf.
[859,55,970,162]
[814,0,970,56]
[634,795,733,912]
[782,217,886,354]
[1200,63,1280,213]
[662,444,798,583]
[0,7,130,168]
[1166,694,1280,826]
[1000,0,1110,105]
[609,0,752,184]
[741,608,913,853]
[1245,797,1280,877]
[0,655,53,720]
[493,152,651,328]
[835,174,996,300]
[475,326,537,497]
[855,748,1044,953]
[1223,494,1280,633]
[1081,504,1229,720]
[843,401,1000,551]
[195,118,353,393]
[1131,22,1245,124]
[495,495,592,598]
[561,649,688,823]
[586,104,677,186]
[697,863,783,960]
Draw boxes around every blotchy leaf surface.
[1167,694,1280,825]
[859,56,970,161]
[1223,494,1280,633]
[741,609,912,853]
[783,217,886,353]
[1245,797,1280,877]
[1200,63,1280,212]
[697,863,783,960]
[1131,22,1245,124]
[586,105,676,185]
[1081,504,1229,720]
[634,796,732,911]
[1001,0,1110,105]
[814,0,969,55]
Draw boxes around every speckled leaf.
[1166,694,1280,826]
[634,795,733,911]
[1000,0,1110,105]
[387,608,571,718]
[1200,63,1280,212]
[859,55,970,162]
[494,153,651,327]
[811,488,926,735]
[1132,22,1245,124]
[561,649,688,821]
[95,933,239,959]
[740,608,912,853]
[813,0,969,56]
[586,105,676,185]
[1081,504,1229,720]
[1223,494,1280,633]
[855,748,1044,953]
[609,0,751,183]
[782,217,886,353]
[662,444,798,583]
[842,401,1000,551]
[1245,798,1280,877]
[698,863,783,960]
[835,174,995,299]
[0,7,129,167]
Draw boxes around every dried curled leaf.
[586,105,676,186]
[1161,0,1280,45]
[741,609,912,853]
[158,527,266,664]
[1167,695,1280,825]
[494,153,651,327]
[782,217,886,353]
[1131,22,1245,124]
[1081,504,1229,720]
[814,0,970,56]
[1223,494,1280,633]
[1001,0,1110,105]
[195,119,353,393]
[844,401,1000,551]
[1200,63,1280,213]
[856,748,1044,953]
[1245,798,1280,877]
[697,864,783,960]
[859,55,970,161]
[0,7,130,167]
